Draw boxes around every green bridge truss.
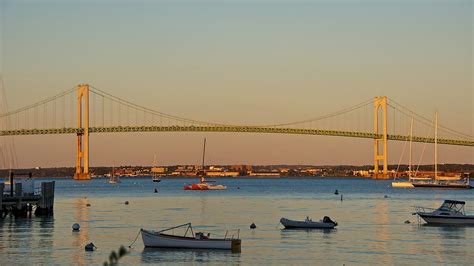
[1,126,472,146]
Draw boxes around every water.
[1,177,474,265]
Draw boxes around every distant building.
[352,170,371,177]
[151,167,167,174]
[206,171,240,177]
[249,171,280,177]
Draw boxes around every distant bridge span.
[1,84,472,180]
[1,125,473,146]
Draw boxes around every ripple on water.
[2,177,474,264]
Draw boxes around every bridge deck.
[0,126,472,146]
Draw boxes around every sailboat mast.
[409,117,413,178]
[201,138,206,183]
[202,138,206,170]
[434,112,438,179]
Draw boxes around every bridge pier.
[74,84,90,180]
[373,96,388,179]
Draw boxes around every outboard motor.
[323,216,338,226]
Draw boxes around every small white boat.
[391,117,415,189]
[392,181,414,188]
[280,216,338,229]
[108,163,121,184]
[141,223,241,252]
[151,154,162,183]
[414,200,474,225]
[108,173,120,184]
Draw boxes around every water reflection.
[373,201,392,264]
[0,214,55,264]
[72,198,90,265]
[280,228,336,236]
[3,178,474,265]
[140,247,241,263]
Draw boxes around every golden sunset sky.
[0,0,472,168]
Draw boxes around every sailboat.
[183,138,227,190]
[392,117,415,188]
[151,154,161,183]
[411,112,471,189]
[108,162,120,184]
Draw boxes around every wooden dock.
[0,180,55,218]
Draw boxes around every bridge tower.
[373,96,388,179]
[74,84,90,180]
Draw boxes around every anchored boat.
[280,216,338,229]
[411,113,471,189]
[151,154,162,183]
[183,138,227,190]
[392,117,415,188]
[108,163,120,184]
[141,223,241,252]
[414,200,474,225]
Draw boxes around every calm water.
[1,177,474,265]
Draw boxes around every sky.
[0,0,472,168]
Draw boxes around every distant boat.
[411,113,471,189]
[151,154,161,183]
[108,163,120,184]
[141,223,241,252]
[183,138,227,190]
[280,216,338,229]
[392,117,415,188]
[414,200,474,225]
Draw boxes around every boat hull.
[391,181,414,188]
[412,183,472,189]
[418,214,474,225]
[141,230,241,251]
[280,218,335,229]
[183,183,227,190]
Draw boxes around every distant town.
[1,164,473,179]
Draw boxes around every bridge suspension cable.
[0,84,472,148]
[88,86,230,127]
[260,98,374,128]
[387,98,473,140]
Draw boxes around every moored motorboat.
[414,200,474,225]
[280,216,338,229]
[141,223,241,252]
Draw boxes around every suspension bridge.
[0,84,472,180]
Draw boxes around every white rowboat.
[141,223,241,252]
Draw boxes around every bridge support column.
[74,84,90,180]
[373,96,388,179]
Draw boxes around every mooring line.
[128,229,141,248]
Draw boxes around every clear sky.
[0,0,472,168]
